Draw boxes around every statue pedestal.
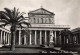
[49,41,54,48]
[44,42,49,48]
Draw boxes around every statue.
[49,31,54,47]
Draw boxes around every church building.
[0,7,70,47]
[16,7,70,46]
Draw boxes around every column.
[24,35,26,45]
[9,34,11,45]
[54,31,56,45]
[40,30,42,45]
[19,30,21,45]
[69,34,71,44]
[76,36,78,44]
[64,36,65,45]
[4,32,5,44]
[45,30,47,44]
[68,35,70,44]
[78,34,80,44]
[1,31,2,44]
[59,31,61,45]
[29,30,32,45]
[8,33,10,45]
[75,36,76,44]
[35,30,37,45]
[73,35,74,44]
[5,33,7,44]
[66,39,68,44]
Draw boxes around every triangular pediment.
[29,8,54,15]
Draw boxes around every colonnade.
[62,34,80,45]
[18,30,62,46]
[70,35,79,44]
[0,29,71,46]
[0,30,11,45]
[1,29,75,46]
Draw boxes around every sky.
[0,0,80,30]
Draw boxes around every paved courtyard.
[0,47,60,53]
[0,47,78,55]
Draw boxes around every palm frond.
[0,20,9,23]
[4,8,13,19]
[17,12,26,20]
[0,23,10,27]
[19,12,26,17]
[17,15,23,21]
[15,8,19,19]
[18,23,26,29]
[18,16,25,22]
[4,8,11,13]
[0,7,30,30]
[18,18,25,23]
[14,7,16,17]
[12,7,17,19]
[1,13,10,22]
[18,21,30,27]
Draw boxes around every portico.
[15,7,70,47]
[0,7,71,47]
[16,24,70,46]
[0,27,11,46]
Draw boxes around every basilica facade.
[0,8,70,47]
[16,8,70,46]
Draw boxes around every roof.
[71,27,80,32]
[29,24,70,29]
[28,8,55,15]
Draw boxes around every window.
[34,18,35,23]
[41,18,43,23]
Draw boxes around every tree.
[0,7,30,51]
[60,29,71,45]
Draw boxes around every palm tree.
[0,7,30,51]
